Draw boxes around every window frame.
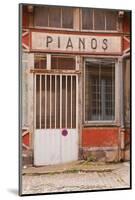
[33,53,78,71]
[81,8,119,32]
[34,53,47,69]
[34,6,74,30]
[83,57,119,126]
[51,55,76,70]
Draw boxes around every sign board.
[31,31,122,54]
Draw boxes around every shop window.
[34,54,46,69]
[34,6,73,29]
[82,8,118,31]
[51,56,75,70]
[85,60,115,121]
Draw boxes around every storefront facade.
[21,4,131,165]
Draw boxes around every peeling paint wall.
[22,53,29,128]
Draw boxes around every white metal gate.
[34,74,78,165]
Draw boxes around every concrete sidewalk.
[22,160,128,175]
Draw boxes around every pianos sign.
[31,31,122,54]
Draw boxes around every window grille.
[85,59,115,121]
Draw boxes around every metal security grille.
[85,59,115,121]
[35,74,78,129]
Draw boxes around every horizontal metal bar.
[30,69,81,74]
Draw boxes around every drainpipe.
[119,52,130,161]
[119,57,125,161]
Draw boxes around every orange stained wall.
[82,127,119,147]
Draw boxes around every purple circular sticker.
[62,129,68,136]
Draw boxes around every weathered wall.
[21,5,131,164]
[80,127,120,162]
[82,127,119,147]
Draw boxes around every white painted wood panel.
[61,129,78,163]
[34,129,78,165]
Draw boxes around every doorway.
[34,73,79,165]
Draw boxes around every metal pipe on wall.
[118,57,125,161]
[119,52,130,160]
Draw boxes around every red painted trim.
[22,33,29,47]
[23,133,29,146]
[30,30,32,50]
[123,36,130,51]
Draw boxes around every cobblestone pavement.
[22,162,130,194]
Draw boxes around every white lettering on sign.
[31,32,122,54]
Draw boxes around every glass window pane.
[85,62,100,121]
[34,6,48,27]
[67,76,71,128]
[82,8,93,30]
[62,76,66,128]
[101,63,115,120]
[106,10,117,30]
[85,60,115,121]
[46,75,50,128]
[62,7,73,28]
[49,7,61,28]
[94,9,105,30]
[34,54,46,69]
[51,56,75,70]
[72,76,76,128]
[51,76,55,128]
[56,76,60,128]
[41,76,45,128]
[36,75,40,128]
